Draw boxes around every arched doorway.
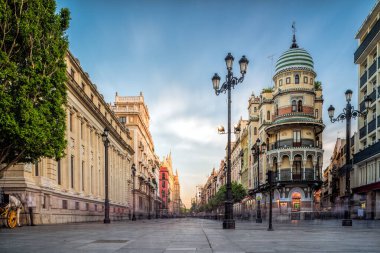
[293,155,302,180]
[291,192,301,212]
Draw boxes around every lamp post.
[328,89,371,226]
[131,163,136,221]
[212,53,249,229]
[251,139,267,223]
[267,170,274,231]
[102,128,110,224]
[148,178,151,219]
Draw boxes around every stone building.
[111,92,160,219]
[250,32,325,219]
[352,1,380,219]
[159,153,182,216]
[0,51,134,224]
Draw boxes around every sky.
[57,0,375,208]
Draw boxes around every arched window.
[295,74,300,84]
[254,127,257,135]
[273,157,278,180]
[315,109,319,118]
[267,110,271,121]
[316,136,320,148]
[304,76,308,84]
[275,104,279,116]
[297,100,303,112]
[292,100,297,112]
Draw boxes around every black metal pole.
[223,71,235,229]
[268,171,273,231]
[132,171,136,221]
[343,102,352,226]
[148,181,151,219]
[104,140,110,224]
[256,147,262,223]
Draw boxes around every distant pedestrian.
[27,193,35,226]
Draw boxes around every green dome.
[275,48,314,75]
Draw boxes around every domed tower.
[256,28,324,219]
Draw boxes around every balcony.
[360,71,367,88]
[351,135,355,147]
[378,115,380,126]
[359,125,367,139]
[269,139,318,150]
[354,141,380,164]
[369,89,377,103]
[278,169,316,182]
[354,17,380,63]
[368,60,377,78]
[368,118,376,134]
[360,100,366,112]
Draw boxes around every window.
[254,127,257,135]
[162,173,165,180]
[275,104,279,116]
[293,130,301,146]
[304,76,308,83]
[279,79,283,86]
[295,74,300,84]
[98,103,101,111]
[254,107,257,113]
[91,94,94,102]
[35,161,39,176]
[62,200,68,209]
[71,155,74,188]
[70,68,75,78]
[316,136,320,148]
[161,190,165,198]
[315,109,319,118]
[81,82,85,90]
[297,100,303,112]
[292,100,297,112]
[310,78,313,84]
[162,181,165,188]
[85,203,89,211]
[267,111,271,120]
[81,122,84,139]
[286,77,290,84]
[57,159,61,185]
[119,117,126,124]
[42,194,46,209]
[75,202,80,210]
[69,113,73,132]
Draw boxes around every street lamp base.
[256,218,262,223]
[342,219,352,226]
[104,219,111,224]
[267,226,274,231]
[148,215,151,220]
[132,215,136,221]
[223,219,235,229]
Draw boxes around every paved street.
[1,218,380,253]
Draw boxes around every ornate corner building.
[250,34,325,219]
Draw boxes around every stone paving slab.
[1,218,380,252]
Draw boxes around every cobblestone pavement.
[1,218,380,253]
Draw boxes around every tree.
[314,81,322,90]
[0,0,70,173]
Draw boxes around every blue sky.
[57,0,375,207]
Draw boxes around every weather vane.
[291,21,298,48]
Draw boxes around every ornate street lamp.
[102,128,110,224]
[212,53,249,229]
[148,177,151,219]
[131,163,136,221]
[328,90,371,226]
[251,139,267,223]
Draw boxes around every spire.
[291,22,299,49]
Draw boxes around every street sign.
[256,193,262,201]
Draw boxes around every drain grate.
[93,240,128,243]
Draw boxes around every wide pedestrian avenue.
[1,218,380,253]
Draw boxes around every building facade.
[353,1,380,219]
[250,34,324,219]
[0,52,134,224]
[112,93,160,219]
